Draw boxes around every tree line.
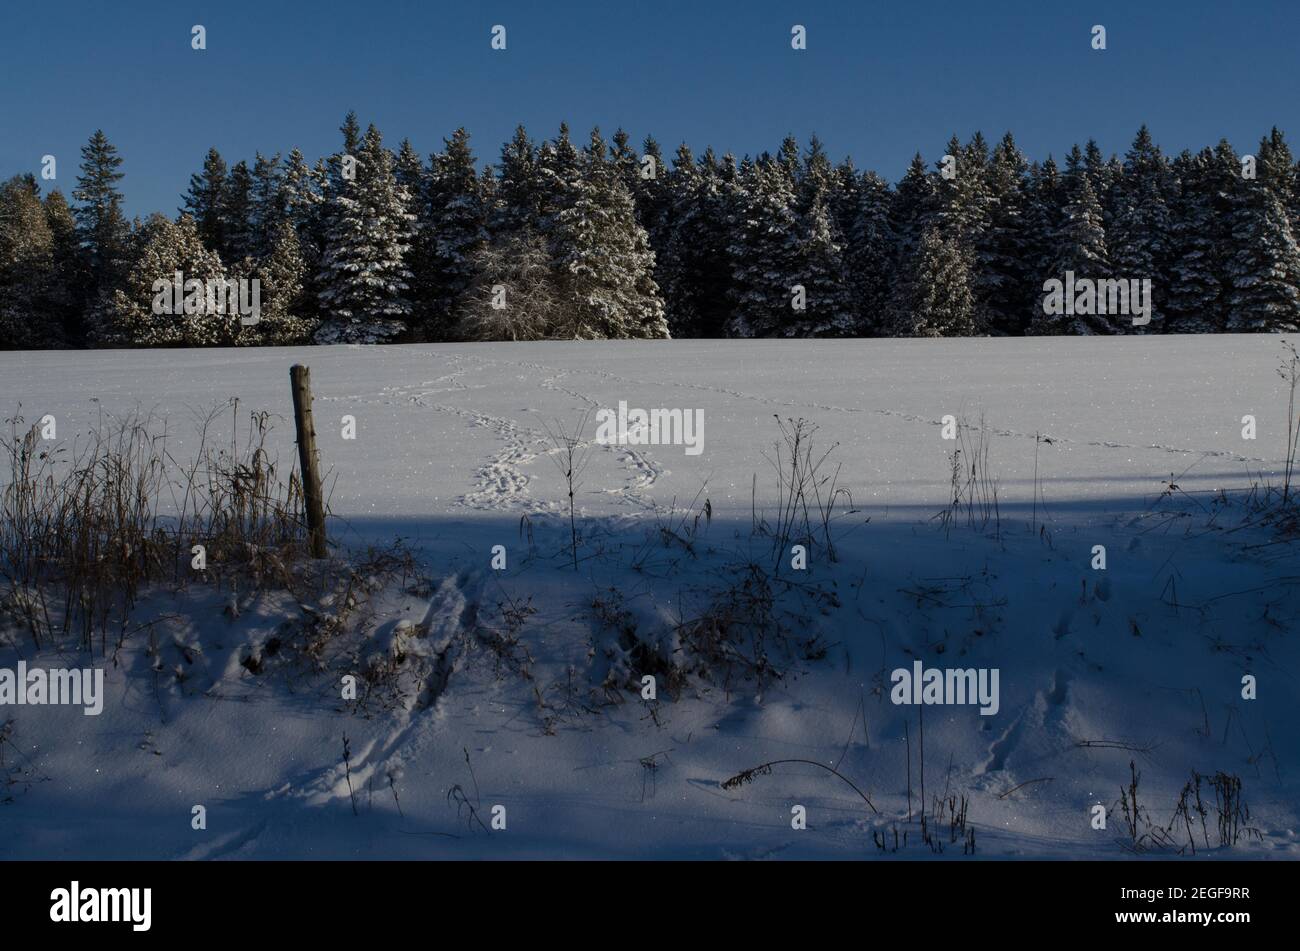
[2,114,1299,349]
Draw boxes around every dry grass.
[0,400,314,656]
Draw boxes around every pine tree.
[315,125,415,343]
[0,175,56,348]
[787,137,852,335]
[981,133,1032,334]
[888,226,979,337]
[889,153,938,269]
[101,214,234,346]
[1165,146,1235,332]
[339,111,362,158]
[1224,174,1300,332]
[243,220,313,344]
[72,129,129,289]
[222,160,255,264]
[250,152,284,257]
[840,167,895,335]
[1109,126,1173,331]
[659,146,734,337]
[493,125,543,236]
[1022,156,1064,318]
[544,128,667,339]
[726,157,799,337]
[181,148,228,254]
[281,148,322,245]
[1032,173,1115,335]
[43,189,87,343]
[414,128,487,340]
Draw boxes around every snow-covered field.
[2,336,1298,859]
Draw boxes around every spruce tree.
[250,152,284,257]
[1022,156,1064,321]
[182,148,228,254]
[315,125,415,343]
[72,129,129,289]
[1165,146,1234,333]
[840,168,895,335]
[43,189,86,343]
[1032,173,1114,334]
[280,148,323,260]
[545,128,667,338]
[787,137,852,336]
[101,214,233,347]
[415,128,487,340]
[0,176,56,348]
[889,153,938,269]
[888,226,979,337]
[1224,174,1300,332]
[243,219,313,344]
[659,146,734,337]
[725,157,799,337]
[493,125,543,236]
[222,160,255,264]
[981,133,1032,334]
[1109,126,1173,331]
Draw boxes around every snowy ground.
[2,336,1298,859]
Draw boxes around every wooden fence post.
[290,364,328,558]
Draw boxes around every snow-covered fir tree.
[980,133,1032,335]
[315,124,415,343]
[1031,172,1114,334]
[1165,144,1236,332]
[1108,126,1173,332]
[281,148,323,247]
[181,148,228,255]
[1021,157,1064,325]
[0,176,56,348]
[888,225,980,337]
[785,138,852,335]
[100,214,235,346]
[42,188,87,342]
[72,129,129,290]
[840,167,895,335]
[658,146,735,337]
[250,152,285,258]
[545,128,668,339]
[413,128,488,340]
[222,160,256,264]
[889,153,939,268]
[241,219,313,345]
[726,157,800,337]
[1224,173,1300,332]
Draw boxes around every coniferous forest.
[3,114,1299,349]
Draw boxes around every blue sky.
[2,0,1298,217]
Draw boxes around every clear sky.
[3,0,1298,217]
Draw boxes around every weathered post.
[290,364,328,558]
